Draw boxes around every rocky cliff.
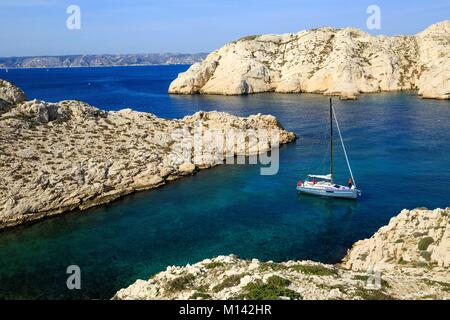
[342,208,450,270]
[169,21,450,100]
[0,80,295,229]
[114,207,450,300]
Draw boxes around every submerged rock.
[114,207,450,300]
[169,21,450,100]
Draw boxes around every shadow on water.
[297,192,361,216]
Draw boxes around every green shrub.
[357,253,368,261]
[259,262,288,272]
[354,288,393,300]
[212,274,243,293]
[165,273,195,292]
[189,291,211,300]
[418,237,434,251]
[234,278,301,300]
[204,261,224,269]
[420,250,432,261]
[290,264,337,276]
[354,275,369,281]
[266,275,291,287]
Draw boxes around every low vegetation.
[204,261,225,269]
[234,276,301,300]
[212,274,244,293]
[189,291,211,300]
[165,273,195,293]
[353,287,394,300]
[418,237,434,251]
[290,264,337,276]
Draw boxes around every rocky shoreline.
[114,207,450,300]
[169,21,450,100]
[0,80,296,230]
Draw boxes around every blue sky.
[0,0,448,57]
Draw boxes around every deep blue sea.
[0,65,449,299]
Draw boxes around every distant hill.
[0,53,208,68]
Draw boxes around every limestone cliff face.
[0,79,27,110]
[0,80,295,230]
[169,21,450,100]
[342,207,450,270]
[114,208,450,300]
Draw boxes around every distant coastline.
[0,64,193,71]
[0,53,208,69]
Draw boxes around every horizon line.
[0,52,209,59]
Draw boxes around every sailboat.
[297,98,361,199]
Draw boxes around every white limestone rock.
[0,80,27,106]
[169,21,450,100]
[341,207,450,270]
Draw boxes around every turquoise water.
[0,66,449,299]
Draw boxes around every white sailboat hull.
[296,185,360,199]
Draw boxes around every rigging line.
[332,106,357,188]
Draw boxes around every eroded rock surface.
[342,207,450,270]
[114,208,450,300]
[0,80,295,229]
[0,79,27,111]
[169,21,450,100]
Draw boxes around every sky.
[0,0,448,57]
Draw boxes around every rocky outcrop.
[0,80,295,230]
[0,80,27,110]
[114,208,450,300]
[342,207,450,270]
[169,21,450,100]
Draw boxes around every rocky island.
[169,21,450,100]
[0,80,295,229]
[114,207,450,300]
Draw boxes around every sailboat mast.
[330,98,334,183]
